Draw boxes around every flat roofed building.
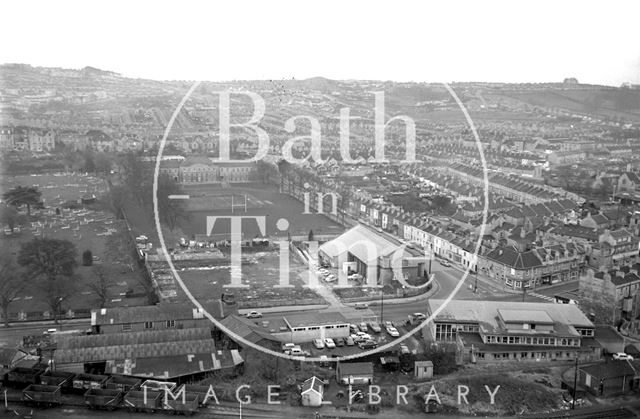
[261,312,350,344]
[424,299,599,363]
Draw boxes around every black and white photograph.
[1,1,640,418]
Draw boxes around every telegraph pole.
[572,355,579,410]
[380,288,384,324]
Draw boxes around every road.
[0,266,579,347]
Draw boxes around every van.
[354,302,369,310]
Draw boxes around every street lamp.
[56,297,63,325]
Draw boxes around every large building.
[318,224,428,287]
[479,243,586,290]
[423,299,600,364]
[160,156,255,185]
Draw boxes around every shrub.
[82,250,93,266]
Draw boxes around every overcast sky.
[1,0,639,85]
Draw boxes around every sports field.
[179,185,345,240]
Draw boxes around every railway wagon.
[162,393,199,416]
[40,370,75,391]
[8,367,46,387]
[123,389,162,413]
[22,384,62,407]
[105,375,141,392]
[72,373,109,393]
[181,384,216,406]
[84,388,124,410]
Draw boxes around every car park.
[358,322,368,332]
[334,337,345,347]
[245,311,263,319]
[345,336,355,346]
[312,339,325,349]
[612,352,634,361]
[369,321,382,333]
[324,338,336,349]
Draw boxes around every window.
[144,321,154,329]
[122,323,132,331]
[530,324,536,330]
[166,320,175,328]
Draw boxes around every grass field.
[180,184,345,240]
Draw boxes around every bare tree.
[0,254,28,326]
[88,265,114,308]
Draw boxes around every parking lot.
[281,319,421,359]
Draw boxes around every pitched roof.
[337,362,373,377]
[301,376,324,395]
[580,361,638,379]
[318,224,409,261]
[219,315,280,344]
[485,246,543,270]
[91,302,222,326]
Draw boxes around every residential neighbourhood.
[2,6,640,417]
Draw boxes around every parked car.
[334,337,345,347]
[386,326,400,337]
[348,273,363,281]
[324,274,337,283]
[383,321,393,329]
[352,332,371,342]
[612,352,634,361]
[398,344,411,355]
[359,339,378,350]
[358,322,368,332]
[369,321,382,333]
[349,324,359,334]
[354,302,369,310]
[282,343,296,353]
[245,311,263,319]
[345,336,355,346]
[324,338,336,349]
[439,259,451,267]
[411,313,427,321]
[312,339,325,349]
